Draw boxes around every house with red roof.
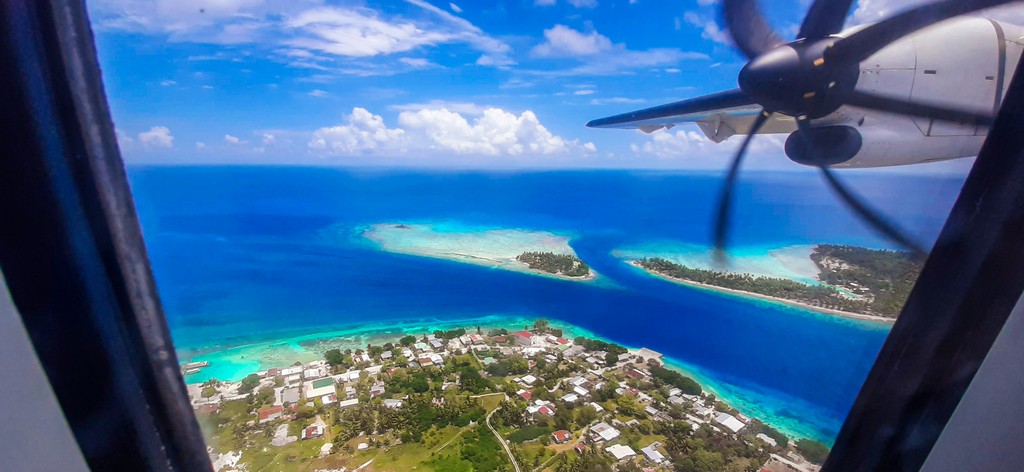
[551,430,572,444]
[517,389,532,401]
[513,331,533,346]
[301,425,324,440]
[257,405,284,423]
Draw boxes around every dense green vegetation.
[554,448,615,472]
[812,244,923,317]
[655,420,768,472]
[485,355,529,377]
[650,365,702,395]
[637,245,922,317]
[324,348,345,366]
[572,337,627,355]
[516,251,590,277]
[458,424,511,471]
[795,438,831,464]
[198,326,820,471]
[238,374,260,394]
[433,328,467,339]
[507,425,553,443]
[746,419,789,448]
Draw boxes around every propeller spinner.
[712,0,1017,259]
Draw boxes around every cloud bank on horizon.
[91,0,1003,172]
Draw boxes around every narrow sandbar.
[362,222,596,281]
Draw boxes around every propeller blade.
[713,110,770,260]
[722,0,785,59]
[828,0,1019,64]
[798,0,856,39]
[819,165,928,257]
[793,119,927,256]
[845,90,996,127]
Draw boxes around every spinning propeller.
[712,0,1016,259]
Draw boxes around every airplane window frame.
[1,1,1023,471]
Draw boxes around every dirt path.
[486,397,521,472]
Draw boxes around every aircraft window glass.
[85,0,1021,469]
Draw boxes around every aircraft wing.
[586,88,797,142]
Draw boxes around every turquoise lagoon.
[131,167,964,444]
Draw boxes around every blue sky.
[88,0,982,172]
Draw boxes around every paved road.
[485,397,521,472]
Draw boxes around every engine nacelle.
[784,118,988,168]
[784,126,862,167]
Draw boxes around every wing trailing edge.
[587,88,798,141]
[586,89,757,129]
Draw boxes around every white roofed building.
[590,422,620,442]
[606,444,636,461]
[715,412,745,433]
[641,445,665,463]
[305,378,336,399]
[756,433,778,447]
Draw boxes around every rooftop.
[311,378,333,389]
[714,412,745,433]
[606,444,636,460]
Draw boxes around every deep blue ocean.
[128,166,966,443]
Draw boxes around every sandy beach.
[363,222,597,282]
[629,261,895,324]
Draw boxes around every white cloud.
[590,97,646,105]
[196,141,206,149]
[160,80,176,86]
[91,1,513,72]
[308,89,329,97]
[390,100,487,115]
[683,11,731,45]
[225,134,243,144]
[449,2,462,13]
[531,25,613,57]
[398,57,435,68]
[115,128,134,146]
[534,0,597,7]
[529,25,707,75]
[309,106,594,158]
[501,77,536,89]
[138,126,174,148]
[574,89,595,95]
[285,7,454,58]
[852,0,1024,24]
[405,0,513,66]
[633,128,784,162]
[262,133,276,144]
[309,108,407,155]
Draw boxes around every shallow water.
[130,166,964,444]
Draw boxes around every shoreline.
[177,316,836,444]
[628,261,895,324]
[362,223,598,283]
